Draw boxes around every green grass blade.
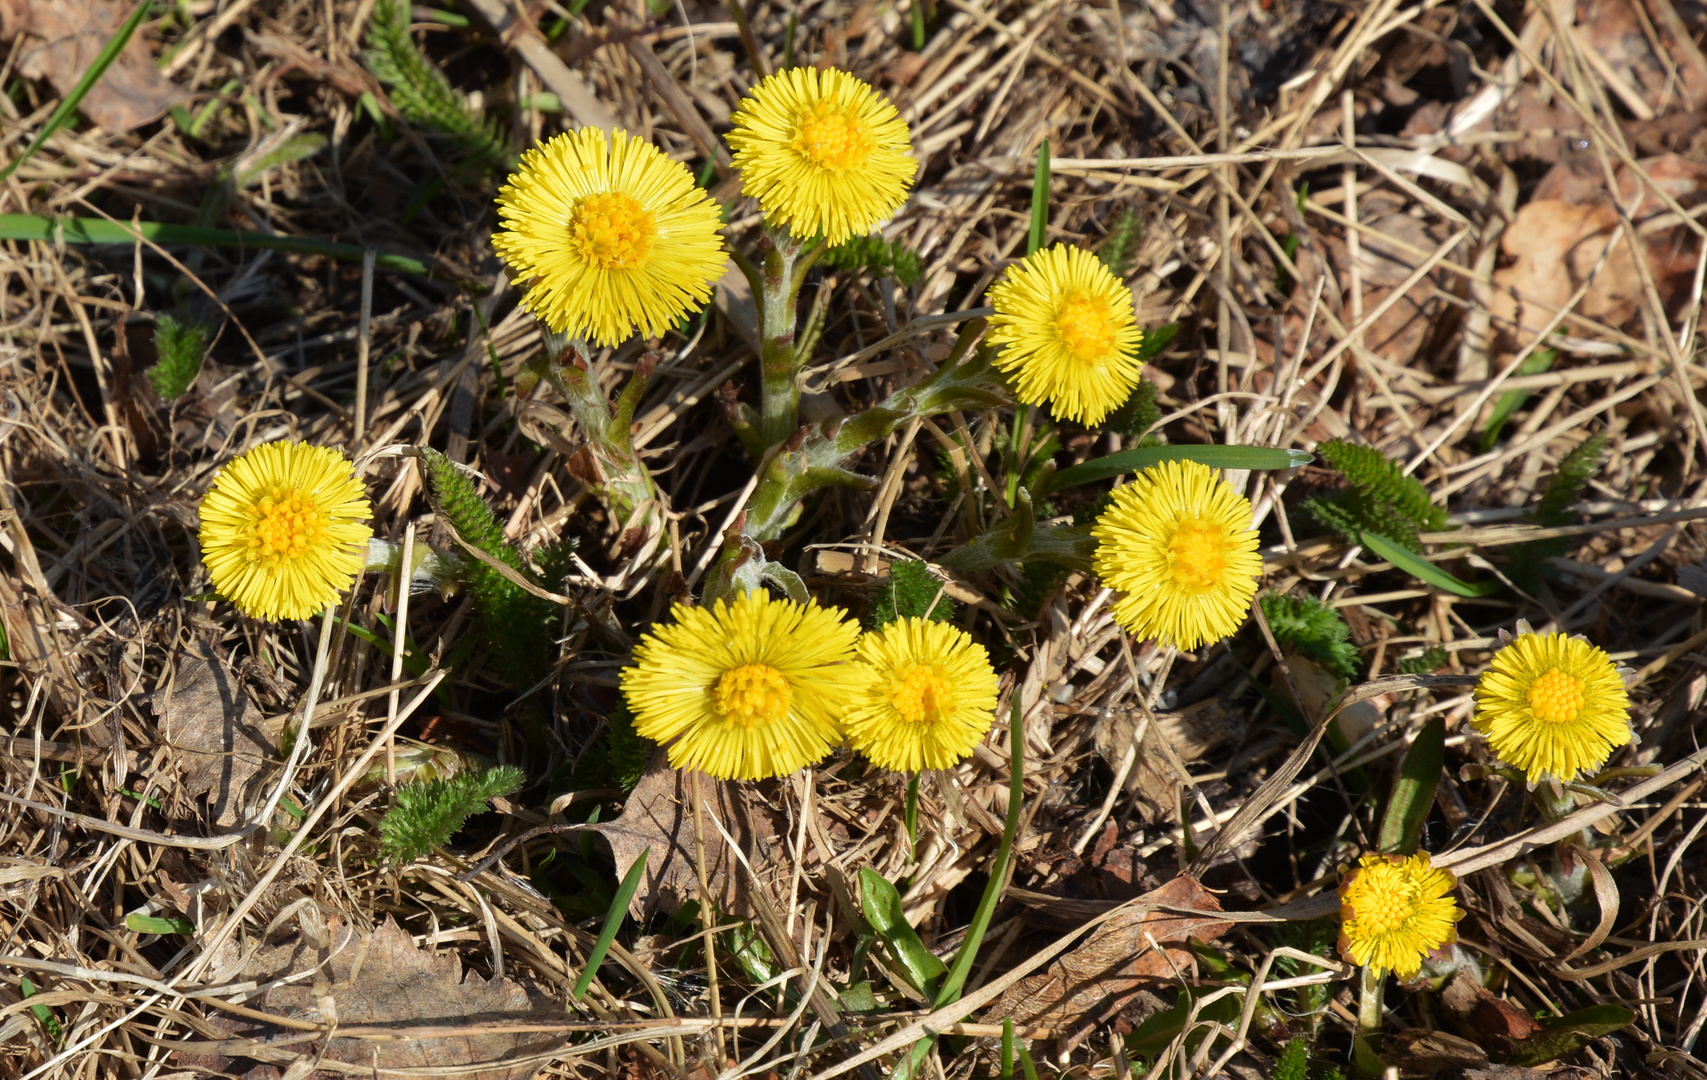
[0,214,428,275]
[1376,716,1444,855]
[571,850,647,1001]
[0,1,151,183]
[1359,532,1500,598]
[1480,349,1556,452]
[1001,1018,1015,1080]
[894,695,1027,1080]
[1048,445,1313,493]
[1028,139,1050,256]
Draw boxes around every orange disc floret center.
[793,101,876,171]
[248,486,328,564]
[569,192,658,270]
[1054,292,1115,362]
[713,663,792,729]
[1349,869,1418,935]
[1168,517,1230,589]
[888,664,957,726]
[1527,667,1586,724]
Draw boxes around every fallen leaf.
[590,749,785,918]
[1382,1028,1490,1075]
[178,916,558,1080]
[987,874,1233,1031]
[1092,696,1249,824]
[148,641,278,828]
[0,0,189,133]
[1576,0,1707,114]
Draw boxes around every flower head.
[845,618,999,772]
[198,441,373,621]
[1091,460,1262,650]
[1473,631,1633,784]
[727,67,917,246]
[493,128,727,347]
[1338,852,1462,977]
[988,244,1143,426]
[621,591,863,780]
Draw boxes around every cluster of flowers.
[186,64,1645,987]
[1338,628,1635,979]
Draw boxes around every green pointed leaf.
[1028,139,1050,256]
[1359,532,1500,598]
[1507,1005,1634,1067]
[1048,445,1313,493]
[1377,717,1444,855]
[125,913,195,935]
[1135,322,1178,363]
[572,850,646,1001]
[1481,349,1556,452]
[0,214,428,276]
[858,868,947,994]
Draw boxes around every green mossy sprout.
[1258,593,1360,680]
[607,704,648,793]
[1270,1039,1309,1080]
[364,0,507,169]
[1303,440,1448,550]
[822,234,924,286]
[869,559,954,629]
[379,764,523,863]
[145,315,210,402]
[1095,207,1144,279]
[418,448,556,689]
[1535,431,1608,527]
[1397,645,1448,675]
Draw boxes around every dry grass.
[6,0,1707,1078]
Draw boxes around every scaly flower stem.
[756,225,826,449]
[1352,965,1386,1078]
[702,324,1008,603]
[534,337,663,548]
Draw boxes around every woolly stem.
[1352,965,1386,1077]
[532,336,662,548]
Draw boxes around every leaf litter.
[7,0,1707,1077]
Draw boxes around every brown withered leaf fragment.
[591,749,785,918]
[148,641,277,828]
[180,917,558,1080]
[989,874,1233,1034]
[1382,1029,1489,1076]
[0,0,188,133]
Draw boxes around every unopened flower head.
[987,244,1143,426]
[1473,630,1633,784]
[1338,852,1462,978]
[727,67,917,246]
[844,618,999,772]
[621,590,863,780]
[198,441,373,621]
[1091,459,1262,650]
[493,128,727,347]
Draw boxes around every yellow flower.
[198,441,373,622]
[845,618,999,772]
[493,128,727,347]
[621,591,863,780]
[727,67,917,246]
[1091,460,1262,650]
[1338,852,1462,977]
[987,244,1144,426]
[1473,631,1633,784]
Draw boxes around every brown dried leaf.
[1382,1028,1490,1076]
[989,874,1233,1030]
[147,642,278,828]
[590,749,785,918]
[0,0,188,133]
[1092,697,1250,824]
[181,916,557,1080]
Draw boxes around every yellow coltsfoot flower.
[1473,630,1633,784]
[845,618,999,772]
[493,128,727,347]
[727,67,917,246]
[621,591,864,780]
[1091,459,1262,650]
[1338,852,1463,978]
[987,244,1143,426]
[198,441,373,621]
